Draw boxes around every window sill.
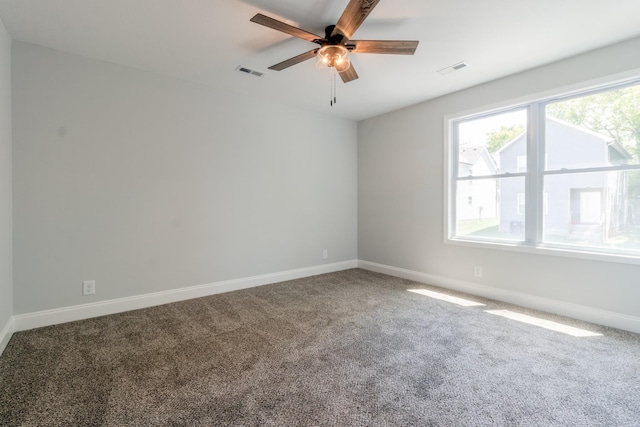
[446,236,640,266]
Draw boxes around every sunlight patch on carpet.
[485,310,602,337]
[408,289,486,307]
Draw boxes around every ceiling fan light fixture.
[316,45,350,71]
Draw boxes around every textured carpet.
[1,269,640,426]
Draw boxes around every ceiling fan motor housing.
[324,25,345,44]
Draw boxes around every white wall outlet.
[83,280,96,296]
[474,266,483,278]
[322,249,328,259]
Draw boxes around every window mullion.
[525,104,542,245]
[450,122,459,237]
[536,102,547,244]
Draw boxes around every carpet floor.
[1,269,639,426]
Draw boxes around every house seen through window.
[449,80,640,258]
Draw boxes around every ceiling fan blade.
[339,65,359,83]
[250,13,323,43]
[331,0,381,40]
[268,49,319,71]
[349,40,419,55]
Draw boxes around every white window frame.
[444,74,640,265]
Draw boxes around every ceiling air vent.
[437,61,468,75]
[236,66,264,77]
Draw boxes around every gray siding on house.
[499,118,616,235]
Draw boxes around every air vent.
[236,66,264,77]
[437,61,468,75]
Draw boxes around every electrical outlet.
[474,266,483,278]
[83,280,96,296]
[322,249,328,259]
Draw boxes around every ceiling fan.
[249,0,419,83]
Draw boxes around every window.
[452,109,527,241]
[448,79,640,259]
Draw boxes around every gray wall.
[0,20,12,329]
[12,42,357,314]
[358,36,640,318]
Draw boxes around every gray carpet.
[1,269,639,426]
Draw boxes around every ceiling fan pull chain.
[334,69,337,105]
[329,73,333,107]
[330,68,337,107]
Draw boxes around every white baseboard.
[358,260,640,335]
[13,260,358,333]
[10,258,638,342]
[0,316,14,356]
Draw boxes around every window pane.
[542,170,640,254]
[455,176,525,241]
[457,109,527,177]
[545,84,640,170]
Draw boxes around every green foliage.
[486,124,525,153]
[627,170,640,201]
[546,85,640,156]
[547,85,640,210]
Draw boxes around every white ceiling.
[1,0,640,121]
